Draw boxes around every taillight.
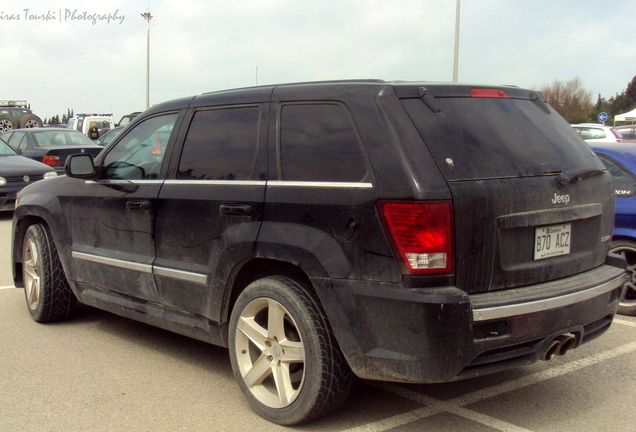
[42,155,62,167]
[378,201,454,275]
[470,88,509,99]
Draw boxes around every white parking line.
[344,340,636,432]
[615,317,636,328]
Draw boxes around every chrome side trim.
[85,180,165,185]
[267,181,373,188]
[163,180,266,186]
[72,252,208,285]
[153,266,208,285]
[472,275,624,322]
[72,252,152,274]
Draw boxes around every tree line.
[43,108,74,126]
[540,75,636,124]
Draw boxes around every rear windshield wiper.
[556,168,604,187]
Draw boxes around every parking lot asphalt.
[1,212,634,431]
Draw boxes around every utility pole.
[141,10,153,109]
[452,0,460,82]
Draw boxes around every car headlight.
[0,176,6,186]
[43,171,58,180]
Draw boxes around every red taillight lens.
[378,201,454,275]
[42,156,62,167]
[470,88,509,99]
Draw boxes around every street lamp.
[141,10,153,109]
[452,0,460,82]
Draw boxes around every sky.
[2,0,635,122]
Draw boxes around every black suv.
[0,100,43,132]
[11,81,626,425]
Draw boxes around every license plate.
[534,224,571,260]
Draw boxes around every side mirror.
[65,153,98,179]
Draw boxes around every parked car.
[0,139,56,211]
[590,142,636,316]
[0,100,43,132]
[572,123,624,143]
[614,125,636,143]
[0,128,103,172]
[11,81,626,425]
[116,112,141,127]
[67,113,114,140]
[94,125,124,146]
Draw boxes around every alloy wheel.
[234,297,306,408]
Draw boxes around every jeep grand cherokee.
[11,80,625,425]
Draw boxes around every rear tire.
[228,276,354,425]
[22,224,78,322]
[18,114,43,128]
[610,239,636,316]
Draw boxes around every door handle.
[219,204,254,217]
[126,200,152,211]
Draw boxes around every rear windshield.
[33,131,94,147]
[401,96,602,181]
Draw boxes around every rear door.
[399,86,614,294]
[153,104,268,320]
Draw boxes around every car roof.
[591,142,636,169]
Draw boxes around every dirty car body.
[11,81,625,424]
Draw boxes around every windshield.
[402,96,603,181]
[0,139,17,156]
[32,131,94,147]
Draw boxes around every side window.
[0,132,13,145]
[597,155,636,197]
[177,106,260,180]
[581,127,606,139]
[279,103,367,182]
[8,132,26,152]
[103,113,178,180]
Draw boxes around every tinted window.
[104,113,178,180]
[279,104,367,182]
[403,97,601,181]
[177,106,260,180]
[597,155,636,197]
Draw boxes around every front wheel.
[22,224,78,322]
[610,240,636,316]
[228,276,354,425]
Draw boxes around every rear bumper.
[313,262,625,383]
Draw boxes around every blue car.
[591,142,636,316]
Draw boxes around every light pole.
[141,10,153,109]
[452,0,460,82]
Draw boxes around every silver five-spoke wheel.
[235,298,306,408]
[229,276,353,425]
[23,236,41,311]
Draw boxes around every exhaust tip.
[540,340,562,361]
[556,334,578,356]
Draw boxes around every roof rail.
[76,113,113,117]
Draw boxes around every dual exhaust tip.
[540,334,578,361]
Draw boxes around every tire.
[22,224,78,322]
[18,114,43,129]
[228,276,354,425]
[0,114,15,132]
[610,240,636,316]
